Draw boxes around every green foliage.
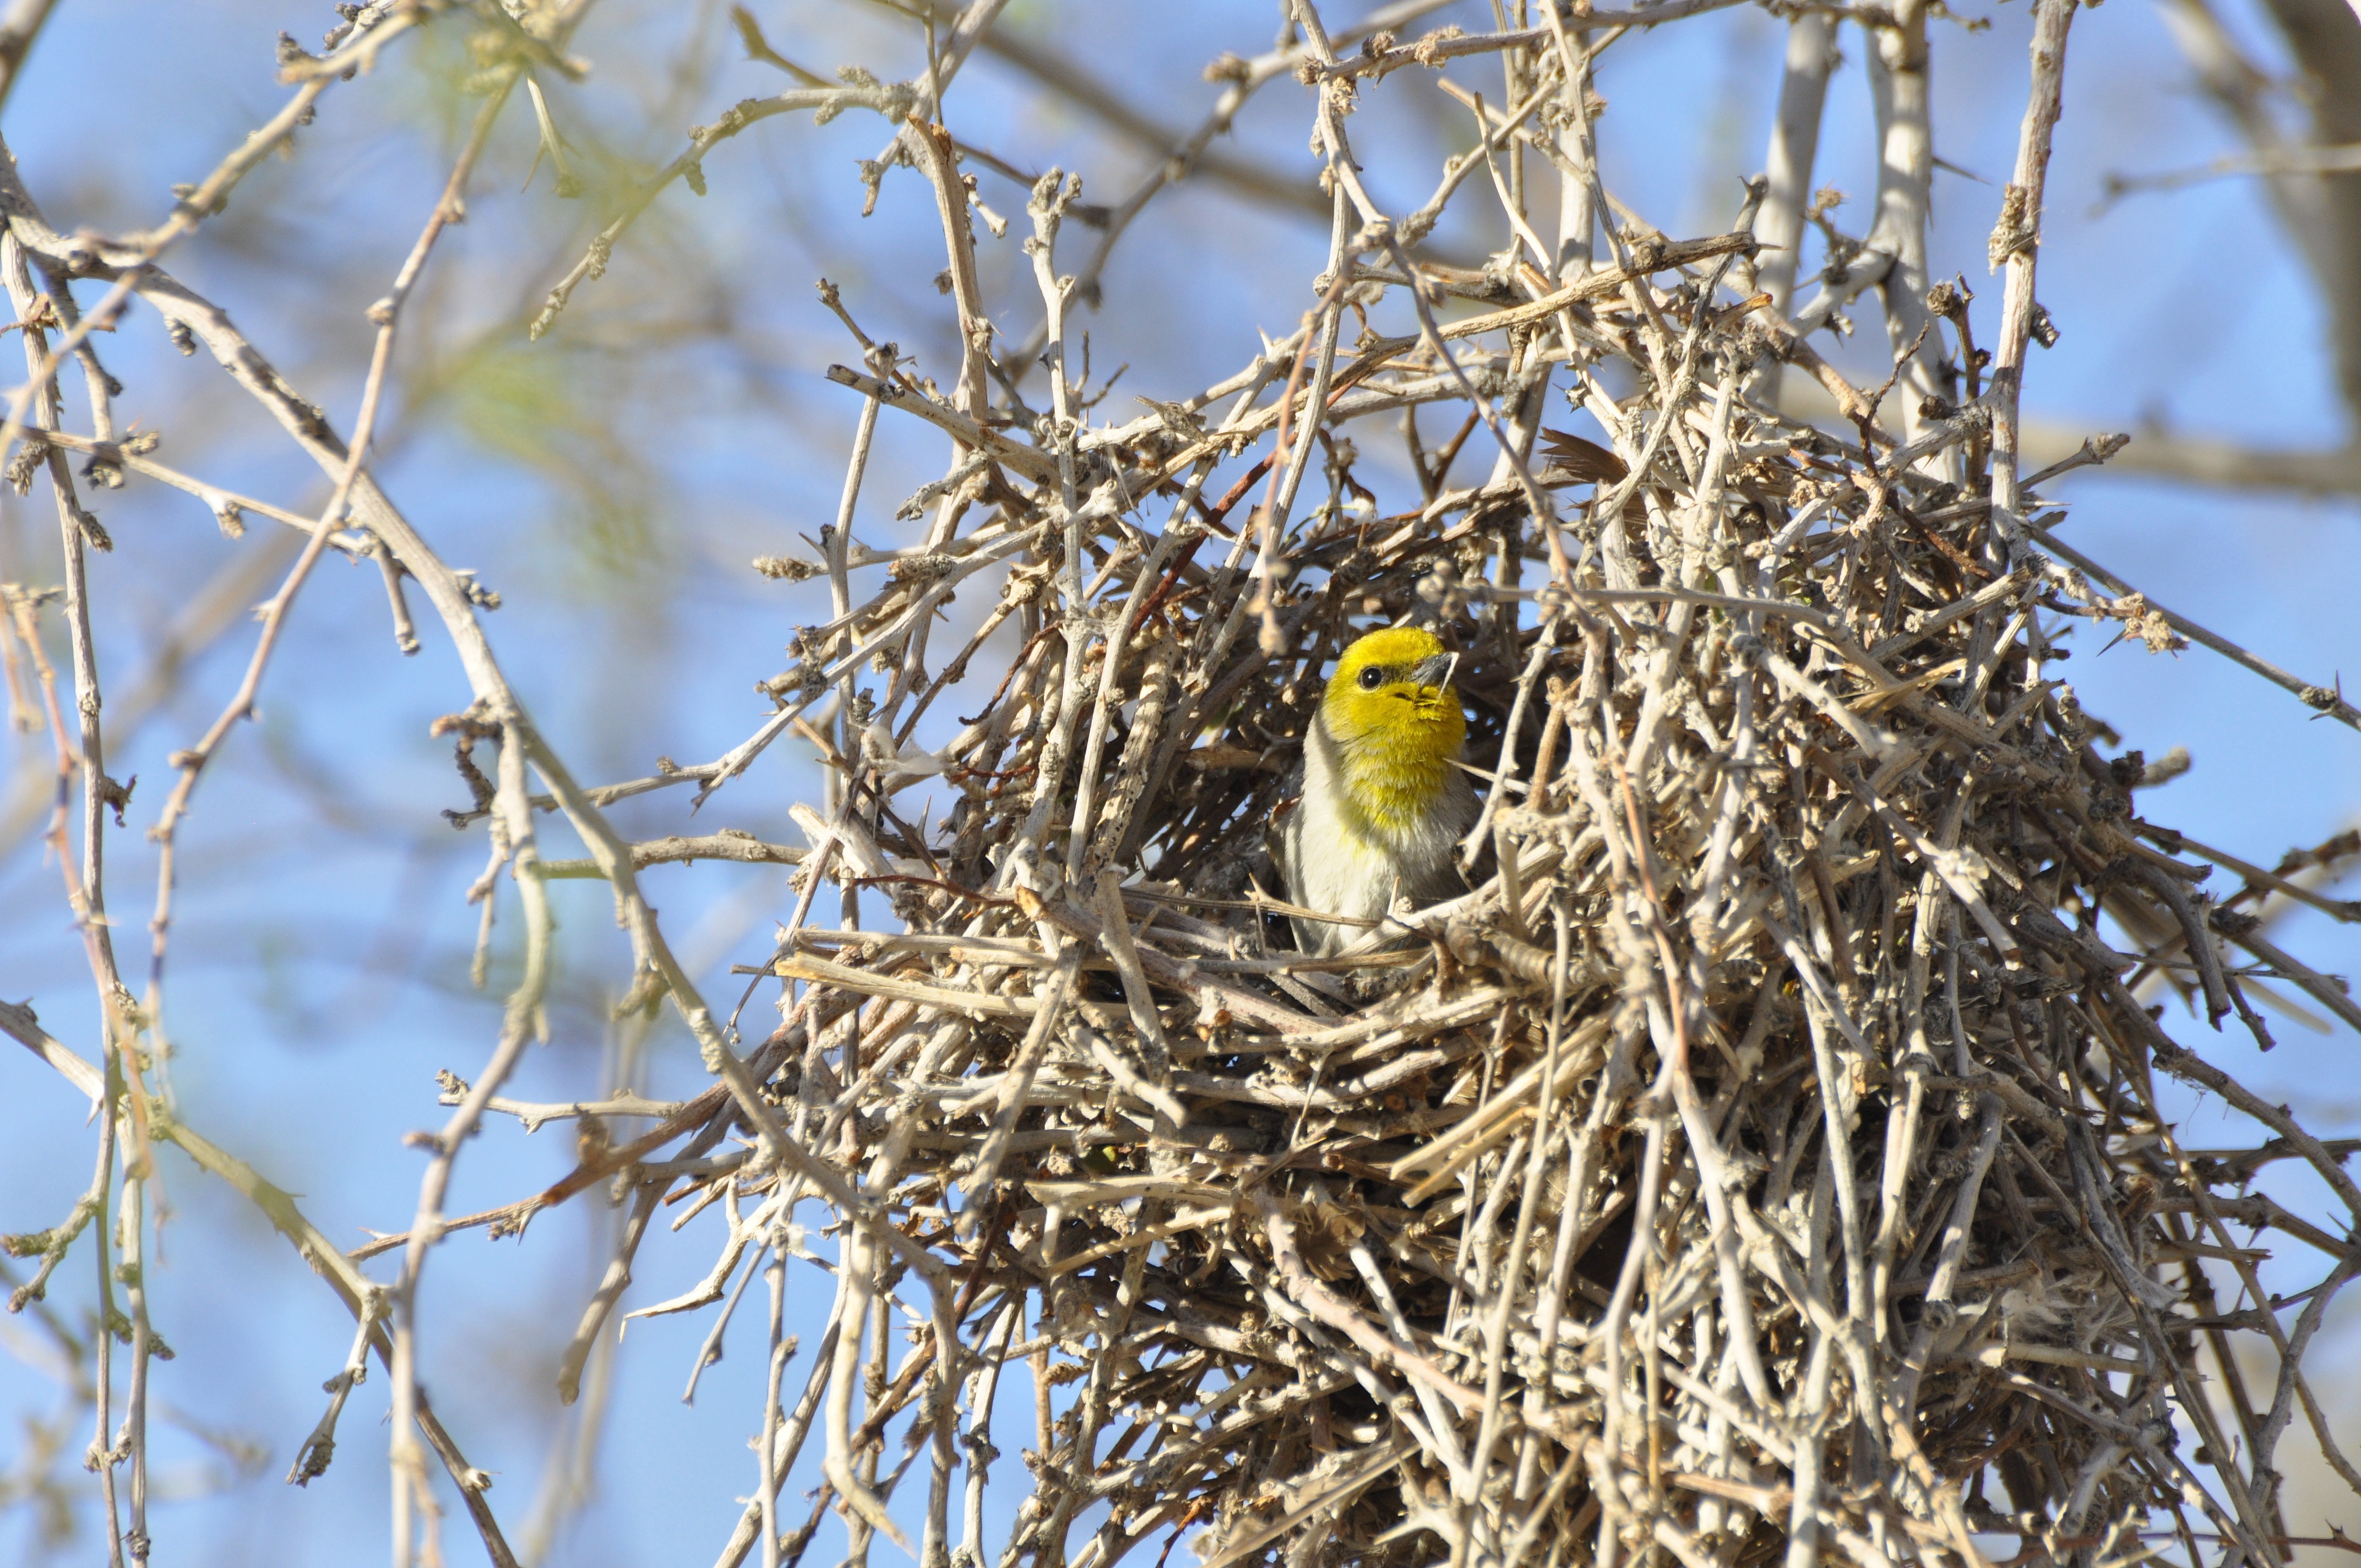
[439,337,667,588]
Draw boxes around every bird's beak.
[1411,652,1458,694]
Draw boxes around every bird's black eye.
[1357,666,1385,690]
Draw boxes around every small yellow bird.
[1272,626,1479,957]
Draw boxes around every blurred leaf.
[439,337,667,587]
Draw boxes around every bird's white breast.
[1280,710,1477,955]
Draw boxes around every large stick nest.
[675,197,2361,1568]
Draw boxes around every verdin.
[1271,626,1478,957]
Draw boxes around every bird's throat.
[1322,709,1460,841]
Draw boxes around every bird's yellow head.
[1317,627,1467,834]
